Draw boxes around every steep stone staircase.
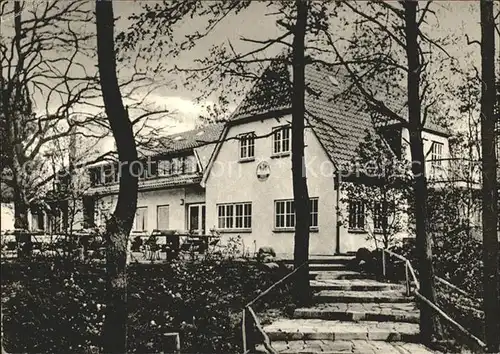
[258,256,436,353]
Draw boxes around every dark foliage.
[1,256,292,354]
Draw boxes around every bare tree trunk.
[96,1,139,353]
[292,0,311,306]
[479,1,500,351]
[12,181,30,258]
[403,1,442,344]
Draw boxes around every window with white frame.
[372,202,388,233]
[134,207,148,231]
[217,202,252,229]
[274,198,319,230]
[239,133,255,160]
[430,141,443,167]
[272,125,291,155]
[348,200,365,231]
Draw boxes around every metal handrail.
[242,262,308,354]
[381,248,487,351]
[245,262,308,308]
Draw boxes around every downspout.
[335,172,341,255]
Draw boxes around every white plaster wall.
[336,192,410,253]
[205,115,339,258]
[195,142,218,170]
[401,128,450,184]
[1,203,15,231]
[95,186,205,233]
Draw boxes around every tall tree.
[402,1,442,342]
[122,0,336,304]
[96,1,139,352]
[1,0,171,260]
[291,0,311,304]
[325,1,449,343]
[479,0,499,351]
[1,1,97,241]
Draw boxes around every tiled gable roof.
[229,62,450,165]
[138,123,224,158]
[85,174,202,196]
[230,62,292,121]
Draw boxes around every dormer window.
[90,168,101,187]
[239,132,255,161]
[172,157,185,175]
[158,160,171,176]
[272,125,291,156]
[103,165,116,184]
[184,155,198,173]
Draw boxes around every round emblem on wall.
[256,161,271,181]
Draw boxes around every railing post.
[405,261,410,296]
[242,309,247,354]
[244,307,256,353]
[382,249,386,278]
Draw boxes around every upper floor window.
[184,155,198,173]
[239,133,255,160]
[158,160,171,176]
[274,198,319,230]
[103,165,117,184]
[147,161,158,178]
[90,168,101,187]
[217,202,252,230]
[348,200,365,231]
[430,141,443,167]
[172,157,185,175]
[272,126,291,155]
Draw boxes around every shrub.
[2,252,293,353]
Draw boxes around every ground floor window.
[134,206,148,231]
[217,202,252,229]
[348,200,365,231]
[156,205,169,230]
[188,204,206,234]
[274,198,318,230]
[31,210,45,231]
[372,201,389,233]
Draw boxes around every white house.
[83,124,224,234]
[201,63,451,257]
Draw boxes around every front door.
[188,204,206,235]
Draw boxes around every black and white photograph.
[1,1,499,353]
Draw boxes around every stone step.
[310,279,403,291]
[310,270,370,280]
[281,256,354,265]
[263,319,419,342]
[294,303,419,323]
[314,290,412,303]
[256,340,436,354]
[309,263,348,271]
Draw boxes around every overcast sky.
[110,0,483,128]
